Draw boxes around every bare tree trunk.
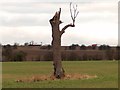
[49,4,78,79]
[49,9,65,78]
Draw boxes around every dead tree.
[49,3,79,79]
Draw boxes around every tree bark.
[49,8,74,79]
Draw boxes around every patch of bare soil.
[15,74,97,83]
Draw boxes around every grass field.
[2,61,118,88]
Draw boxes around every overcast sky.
[0,0,118,46]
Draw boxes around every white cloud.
[0,26,52,45]
[61,21,118,46]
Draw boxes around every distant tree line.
[1,44,120,61]
[2,44,27,61]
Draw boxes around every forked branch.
[60,2,79,35]
[70,2,79,25]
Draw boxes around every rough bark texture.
[49,8,75,79]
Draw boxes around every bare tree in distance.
[49,2,79,79]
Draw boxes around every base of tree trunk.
[54,67,65,79]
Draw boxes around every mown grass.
[2,61,118,88]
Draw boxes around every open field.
[2,61,118,88]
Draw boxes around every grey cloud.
[0,1,117,27]
[0,3,55,14]
[0,0,117,3]
[0,13,52,27]
[0,12,117,27]
[1,2,117,14]
[0,1,117,15]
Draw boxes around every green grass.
[2,61,118,88]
